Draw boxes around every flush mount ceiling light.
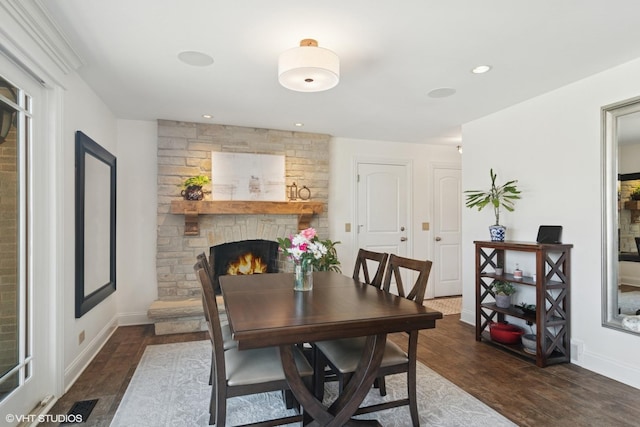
[278,39,339,92]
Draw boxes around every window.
[0,75,31,402]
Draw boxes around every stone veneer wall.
[156,120,330,299]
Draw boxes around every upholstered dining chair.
[314,254,433,427]
[352,248,389,289]
[197,252,236,351]
[194,260,314,426]
[197,252,237,389]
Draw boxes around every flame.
[227,253,268,275]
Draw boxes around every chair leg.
[313,346,327,401]
[408,366,419,427]
[283,389,298,410]
[408,333,419,427]
[208,351,213,385]
[339,372,351,394]
[210,362,216,418]
[374,376,387,396]
[214,376,227,427]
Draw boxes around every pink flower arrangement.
[278,227,328,263]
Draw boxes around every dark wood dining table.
[219,271,442,426]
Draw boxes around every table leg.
[280,334,387,426]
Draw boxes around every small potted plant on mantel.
[180,175,210,201]
[465,168,521,241]
[492,280,516,308]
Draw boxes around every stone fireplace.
[148,120,330,334]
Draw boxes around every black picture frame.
[75,131,116,318]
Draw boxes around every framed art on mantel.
[211,152,285,201]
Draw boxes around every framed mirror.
[602,96,640,334]
[75,131,116,318]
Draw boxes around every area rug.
[110,340,514,427]
[424,296,462,315]
[619,291,640,315]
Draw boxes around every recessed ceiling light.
[202,114,213,119]
[471,65,492,74]
[178,51,214,67]
[427,87,456,98]
[294,123,304,127]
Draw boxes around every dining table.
[219,270,443,426]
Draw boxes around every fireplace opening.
[209,239,280,294]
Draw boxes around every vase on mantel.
[294,259,313,291]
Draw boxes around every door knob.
[435,237,442,241]
[400,237,408,242]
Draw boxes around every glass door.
[0,54,55,424]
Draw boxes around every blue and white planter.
[489,225,506,242]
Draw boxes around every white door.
[432,166,462,297]
[0,55,56,422]
[357,162,410,292]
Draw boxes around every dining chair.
[314,254,433,427]
[318,248,386,390]
[197,252,237,390]
[352,248,389,289]
[197,252,236,351]
[194,259,315,426]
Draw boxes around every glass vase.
[294,259,313,291]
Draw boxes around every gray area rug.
[110,340,515,427]
[620,291,640,314]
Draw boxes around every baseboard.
[63,315,118,392]
[459,308,474,326]
[619,275,640,287]
[117,311,153,326]
[576,349,640,390]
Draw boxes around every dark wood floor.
[44,315,640,426]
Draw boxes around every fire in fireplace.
[209,239,280,294]
[226,253,268,275]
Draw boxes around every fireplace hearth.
[209,239,280,294]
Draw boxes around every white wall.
[461,58,640,389]
[61,73,120,388]
[329,137,461,283]
[115,120,158,324]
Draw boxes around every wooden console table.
[169,200,324,235]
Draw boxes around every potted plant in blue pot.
[465,168,521,241]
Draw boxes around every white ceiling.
[41,0,640,145]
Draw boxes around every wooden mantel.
[170,200,324,235]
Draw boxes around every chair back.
[194,259,226,377]
[197,252,214,322]
[382,254,432,302]
[197,252,215,285]
[352,249,389,289]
